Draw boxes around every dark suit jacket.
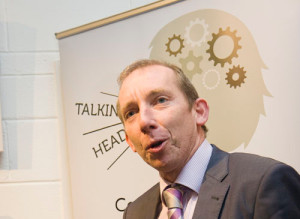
[123,145,300,219]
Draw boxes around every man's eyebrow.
[121,101,136,115]
[147,89,171,98]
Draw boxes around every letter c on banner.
[115,198,128,212]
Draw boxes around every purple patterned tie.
[162,185,184,219]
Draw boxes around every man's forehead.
[124,65,176,84]
[121,66,176,90]
[119,84,174,105]
[118,66,177,102]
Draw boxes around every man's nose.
[139,106,157,134]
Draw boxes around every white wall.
[0,0,157,218]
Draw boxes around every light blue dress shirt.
[159,139,213,219]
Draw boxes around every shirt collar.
[160,139,212,194]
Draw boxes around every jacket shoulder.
[230,151,280,167]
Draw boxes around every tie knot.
[162,185,184,209]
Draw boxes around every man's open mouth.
[151,141,163,148]
[148,140,164,150]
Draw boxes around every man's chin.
[148,161,176,174]
[146,159,168,171]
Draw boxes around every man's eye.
[125,111,136,119]
[157,97,167,104]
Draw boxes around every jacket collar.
[192,145,230,219]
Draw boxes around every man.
[117,59,300,219]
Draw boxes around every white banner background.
[57,0,300,218]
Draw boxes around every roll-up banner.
[56,0,300,218]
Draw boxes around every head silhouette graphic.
[149,9,271,151]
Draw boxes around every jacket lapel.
[192,146,230,219]
[142,183,161,219]
[147,186,161,219]
[125,183,161,219]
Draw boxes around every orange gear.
[225,65,247,88]
[165,34,185,57]
[206,27,241,67]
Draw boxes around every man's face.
[118,65,206,179]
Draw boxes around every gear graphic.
[202,69,221,90]
[184,18,209,47]
[165,34,185,57]
[206,27,241,67]
[225,65,247,88]
[179,50,203,79]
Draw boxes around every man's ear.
[126,133,137,152]
[194,98,209,126]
